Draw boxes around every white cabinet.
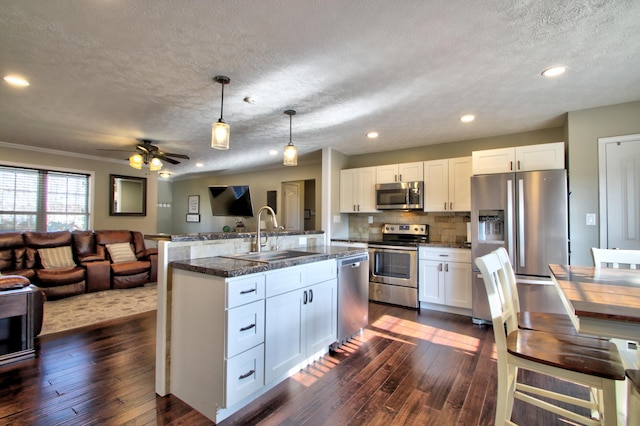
[376,162,424,183]
[472,142,565,175]
[169,270,267,421]
[264,260,337,384]
[423,157,471,212]
[419,247,472,309]
[340,167,378,213]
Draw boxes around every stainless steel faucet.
[255,206,278,252]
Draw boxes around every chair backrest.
[591,247,640,269]
[475,250,520,352]
[494,247,521,314]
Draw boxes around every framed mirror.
[110,174,147,216]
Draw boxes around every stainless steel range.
[369,223,429,309]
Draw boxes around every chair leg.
[496,363,517,425]
[601,379,619,426]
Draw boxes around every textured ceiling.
[1,0,639,178]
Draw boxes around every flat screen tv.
[208,185,254,217]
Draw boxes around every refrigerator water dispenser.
[478,210,504,242]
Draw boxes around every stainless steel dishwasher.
[335,253,370,346]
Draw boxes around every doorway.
[598,134,640,249]
[281,179,316,231]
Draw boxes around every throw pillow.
[38,246,76,269]
[106,242,137,263]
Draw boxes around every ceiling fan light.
[149,157,163,171]
[212,120,230,150]
[129,154,143,169]
[284,143,297,166]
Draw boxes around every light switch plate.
[586,213,596,226]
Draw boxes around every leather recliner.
[72,230,111,293]
[23,231,87,300]
[95,230,157,289]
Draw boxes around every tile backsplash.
[348,211,470,243]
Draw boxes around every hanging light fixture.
[283,109,297,166]
[212,75,231,150]
[128,152,162,171]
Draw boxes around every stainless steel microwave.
[375,181,424,210]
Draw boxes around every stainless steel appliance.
[375,181,424,210]
[471,169,569,324]
[335,253,370,346]
[369,223,429,308]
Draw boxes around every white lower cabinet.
[264,261,337,384]
[418,247,472,309]
[170,259,337,423]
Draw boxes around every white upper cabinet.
[472,142,565,175]
[340,167,378,213]
[423,157,471,212]
[376,162,424,183]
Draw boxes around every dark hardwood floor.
[0,303,590,425]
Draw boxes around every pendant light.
[212,75,230,150]
[283,109,297,166]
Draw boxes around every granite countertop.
[171,245,367,278]
[146,229,324,242]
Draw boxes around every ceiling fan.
[133,139,190,165]
[99,139,190,165]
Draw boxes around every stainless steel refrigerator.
[471,169,569,324]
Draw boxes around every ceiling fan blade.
[137,145,152,154]
[155,154,180,165]
[96,148,136,152]
[160,152,190,159]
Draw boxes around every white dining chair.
[494,247,599,337]
[476,249,625,425]
[591,247,640,269]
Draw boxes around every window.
[0,165,90,232]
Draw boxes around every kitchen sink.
[220,250,320,264]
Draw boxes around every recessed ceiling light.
[195,162,204,168]
[3,75,30,87]
[269,150,278,156]
[541,66,566,77]
[367,132,379,139]
[243,96,257,104]
[460,114,475,123]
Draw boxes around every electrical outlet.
[368,215,374,224]
[586,213,596,226]
[299,237,307,246]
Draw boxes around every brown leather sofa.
[95,230,158,289]
[0,230,157,299]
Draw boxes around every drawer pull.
[239,323,256,332]
[238,369,255,380]
[240,288,257,295]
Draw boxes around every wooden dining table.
[549,264,640,342]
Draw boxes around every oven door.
[369,245,417,288]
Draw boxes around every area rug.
[39,282,157,335]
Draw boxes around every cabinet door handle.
[510,161,513,171]
[353,204,356,212]
[517,160,521,170]
[240,288,257,295]
[438,263,442,271]
[398,174,402,182]
[444,202,447,210]
[303,290,308,304]
[395,174,398,182]
[309,289,313,303]
[439,254,449,257]
[444,264,449,272]
[449,202,453,210]
[239,369,256,380]
[240,323,256,332]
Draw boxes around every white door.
[599,135,640,250]
[282,181,303,230]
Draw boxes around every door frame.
[597,133,640,248]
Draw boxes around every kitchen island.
[164,245,366,423]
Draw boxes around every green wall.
[567,100,640,265]
[0,143,158,234]
[170,163,322,234]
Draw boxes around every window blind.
[0,165,90,232]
